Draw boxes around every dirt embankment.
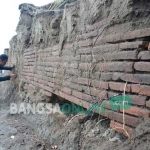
[0,98,150,150]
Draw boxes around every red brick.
[62,49,73,55]
[134,74,150,85]
[78,47,92,54]
[38,83,43,89]
[108,111,142,127]
[38,79,48,85]
[24,56,33,59]
[109,82,131,92]
[121,74,141,83]
[65,69,81,77]
[120,106,150,118]
[53,79,61,85]
[63,81,82,91]
[95,51,138,61]
[56,68,65,75]
[79,63,92,71]
[82,94,92,102]
[78,30,98,40]
[101,100,114,110]
[55,90,65,98]
[112,73,124,81]
[44,76,54,83]
[70,77,78,83]
[37,67,45,72]
[31,81,38,86]
[90,88,107,99]
[23,49,35,54]
[79,39,93,47]
[82,86,90,95]
[120,41,145,50]
[91,80,109,90]
[106,22,130,35]
[40,85,53,93]
[26,76,34,81]
[64,94,82,104]
[123,28,150,41]
[61,87,72,95]
[134,62,150,72]
[82,71,91,78]
[81,55,92,62]
[63,43,73,49]
[64,93,89,108]
[100,73,112,81]
[24,58,35,62]
[95,28,150,45]
[138,51,150,60]
[94,33,121,45]
[96,62,133,73]
[47,56,60,62]
[92,72,100,80]
[108,91,121,98]
[130,95,146,106]
[24,62,35,66]
[82,72,100,80]
[132,84,150,96]
[56,91,89,109]
[72,90,94,102]
[45,67,54,72]
[82,87,107,103]
[70,55,81,61]
[48,82,54,88]
[47,72,54,77]
[92,44,118,54]
[112,73,150,84]
[131,84,142,93]
[72,90,83,99]
[112,72,142,83]
[78,77,90,85]
[110,121,133,136]
[146,100,150,108]
[27,73,34,77]
[92,41,143,55]
[108,92,145,107]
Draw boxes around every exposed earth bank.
[0,101,150,150]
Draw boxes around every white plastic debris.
[109,136,120,142]
[10,135,15,139]
[51,145,58,149]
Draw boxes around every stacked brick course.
[8,0,150,136]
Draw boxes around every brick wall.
[8,0,150,136]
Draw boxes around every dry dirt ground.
[0,103,150,150]
[0,104,52,150]
[0,98,150,150]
